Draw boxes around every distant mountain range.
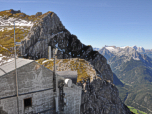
[93,45,152,59]
[132,45,152,59]
[94,45,152,114]
[93,47,100,51]
[98,45,152,85]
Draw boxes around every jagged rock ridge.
[20,11,113,82]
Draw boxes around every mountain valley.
[95,46,152,114]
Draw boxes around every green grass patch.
[128,106,147,114]
[36,58,100,83]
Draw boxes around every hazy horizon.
[93,45,152,50]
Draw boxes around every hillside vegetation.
[128,106,147,114]
[36,58,100,82]
[0,9,54,22]
[98,46,152,113]
[0,27,30,56]
[0,9,55,56]
[110,58,152,113]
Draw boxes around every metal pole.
[48,46,51,59]
[54,49,59,113]
[54,52,56,92]
[14,22,19,114]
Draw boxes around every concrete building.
[0,58,82,114]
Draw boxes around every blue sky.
[1,0,152,49]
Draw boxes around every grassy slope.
[128,106,147,114]
[36,58,100,82]
[0,9,54,22]
[0,27,30,55]
[116,83,152,113]
[111,57,152,84]
[116,82,151,114]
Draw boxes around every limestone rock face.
[35,12,42,17]
[20,12,113,82]
[79,79,133,114]
[10,9,21,14]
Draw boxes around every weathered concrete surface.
[0,60,55,114]
[19,89,54,114]
[0,97,18,114]
[56,74,82,114]
[0,89,54,114]
[18,62,53,94]
[0,61,54,98]
[63,84,82,114]
[0,59,83,114]
[0,71,16,98]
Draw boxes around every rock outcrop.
[35,12,42,17]
[10,9,21,14]
[20,11,133,114]
[79,79,133,114]
[20,11,113,82]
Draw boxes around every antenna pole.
[14,22,19,114]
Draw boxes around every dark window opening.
[24,98,32,108]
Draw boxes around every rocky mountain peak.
[35,12,42,17]
[98,45,151,62]
[132,45,138,50]
[137,46,145,52]
[20,11,113,82]
[10,9,21,14]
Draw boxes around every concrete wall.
[63,84,82,114]
[0,97,18,114]
[0,89,54,114]
[0,61,54,98]
[0,71,16,98]
[17,62,54,94]
[19,89,54,114]
[0,61,55,114]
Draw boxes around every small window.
[24,98,32,108]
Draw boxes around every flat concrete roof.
[0,58,34,76]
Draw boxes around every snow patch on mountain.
[120,46,126,49]
[0,54,14,65]
[105,47,119,53]
[0,17,34,31]
[99,46,147,61]
[133,57,140,60]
